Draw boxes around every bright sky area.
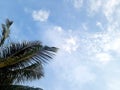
[0,0,120,90]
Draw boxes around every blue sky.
[1,0,120,90]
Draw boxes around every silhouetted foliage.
[0,85,43,90]
[0,19,58,89]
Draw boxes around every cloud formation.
[24,0,120,90]
[32,10,49,22]
[40,1,120,89]
[72,0,83,9]
[1,0,120,90]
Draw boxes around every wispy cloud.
[96,22,104,30]
[40,25,97,89]
[32,10,49,22]
[95,53,112,65]
[107,78,120,90]
[2,0,120,90]
[72,0,83,9]
[103,0,120,22]
[24,0,120,90]
[88,0,103,13]
[43,26,80,53]
[89,0,120,23]
[40,1,120,87]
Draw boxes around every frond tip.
[0,19,13,46]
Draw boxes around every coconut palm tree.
[0,19,58,90]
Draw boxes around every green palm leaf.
[0,41,58,69]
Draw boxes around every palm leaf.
[0,19,13,46]
[11,63,44,84]
[0,41,58,84]
[0,41,58,69]
[0,63,43,84]
[0,19,58,87]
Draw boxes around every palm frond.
[0,41,58,69]
[12,63,44,84]
[0,63,44,85]
[0,19,13,46]
[0,19,58,86]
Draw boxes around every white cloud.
[85,30,120,65]
[39,11,120,88]
[95,53,112,64]
[102,64,120,90]
[42,23,120,68]
[33,1,120,89]
[103,0,120,22]
[96,22,104,30]
[102,33,120,54]
[63,37,79,53]
[110,38,120,53]
[72,0,83,9]
[85,0,120,63]
[88,0,103,13]
[41,25,96,89]
[44,26,80,53]
[61,65,96,84]
[50,50,96,89]
[89,0,120,23]
[32,10,49,22]
[107,80,120,90]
